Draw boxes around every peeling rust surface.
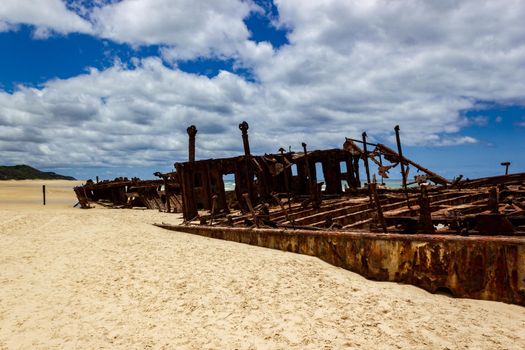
[156,224,525,306]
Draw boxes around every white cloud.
[0,58,263,168]
[0,0,92,35]
[0,0,264,60]
[91,0,255,59]
[0,56,481,170]
[433,136,478,147]
[0,21,14,32]
[2,0,525,171]
[243,0,525,143]
[469,116,489,127]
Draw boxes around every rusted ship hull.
[156,224,525,306]
[75,121,525,305]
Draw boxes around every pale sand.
[1,181,524,349]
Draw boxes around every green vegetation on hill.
[0,165,76,180]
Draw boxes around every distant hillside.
[0,165,76,180]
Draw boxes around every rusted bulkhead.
[156,224,525,306]
[176,148,362,221]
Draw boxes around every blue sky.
[0,0,524,181]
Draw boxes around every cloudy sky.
[1,0,524,180]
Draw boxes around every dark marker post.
[362,132,371,186]
[42,185,46,205]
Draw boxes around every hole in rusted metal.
[291,164,298,176]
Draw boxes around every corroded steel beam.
[375,143,450,185]
[394,125,408,190]
[187,125,198,163]
[458,172,525,188]
[362,132,372,186]
[155,224,525,306]
[239,121,251,156]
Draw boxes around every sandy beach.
[1,180,524,349]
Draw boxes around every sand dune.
[1,181,524,349]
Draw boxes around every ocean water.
[223,179,402,191]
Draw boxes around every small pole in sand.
[42,185,46,205]
[96,176,99,183]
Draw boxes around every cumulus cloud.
[469,116,489,127]
[2,0,525,171]
[249,0,525,143]
[90,0,255,59]
[0,56,484,170]
[0,0,92,36]
[0,58,263,168]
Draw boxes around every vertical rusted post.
[279,147,290,192]
[302,142,311,182]
[302,142,319,205]
[418,185,434,233]
[242,193,258,227]
[177,163,197,221]
[378,154,384,185]
[96,176,99,183]
[164,177,171,213]
[238,121,255,207]
[395,125,412,212]
[239,121,251,156]
[488,187,499,213]
[42,185,46,205]
[394,125,407,190]
[370,182,387,233]
[187,125,198,162]
[82,185,89,208]
[362,132,371,186]
[184,125,198,218]
[279,147,294,226]
[279,148,290,192]
[210,194,218,226]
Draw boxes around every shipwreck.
[74,122,525,306]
